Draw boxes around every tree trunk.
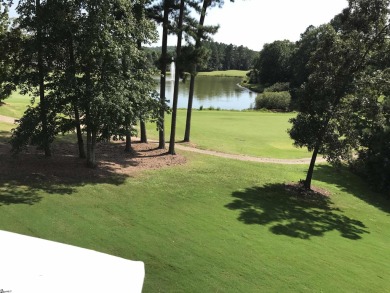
[85,70,96,168]
[74,105,86,158]
[168,0,185,155]
[68,32,86,158]
[36,0,51,157]
[304,144,320,190]
[140,119,147,143]
[183,0,210,143]
[184,73,196,142]
[125,117,131,153]
[158,1,170,149]
[303,114,331,190]
[125,132,132,152]
[86,128,97,168]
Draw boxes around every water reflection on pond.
[158,76,256,110]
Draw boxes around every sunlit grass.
[0,140,388,292]
[146,109,311,159]
[0,121,14,133]
[198,70,249,77]
[0,91,33,118]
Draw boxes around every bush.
[352,128,390,197]
[264,82,290,92]
[255,91,291,111]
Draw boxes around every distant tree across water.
[145,41,257,72]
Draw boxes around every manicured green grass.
[0,91,32,118]
[198,70,249,77]
[1,86,388,292]
[0,140,389,292]
[1,90,308,159]
[0,121,14,133]
[0,94,311,159]
[147,109,311,159]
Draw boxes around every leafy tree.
[77,0,159,167]
[251,40,295,86]
[0,1,17,102]
[350,67,390,196]
[124,0,159,148]
[11,0,87,157]
[11,0,159,168]
[289,0,390,190]
[204,41,222,70]
[43,0,86,158]
[144,41,256,72]
[10,0,55,157]
[290,25,323,101]
[223,43,234,70]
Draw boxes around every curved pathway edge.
[0,114,326,165]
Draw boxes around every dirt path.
[0,114,17,124]
[174,143,326,165]
[0,114,325,165]
[144,140,326,165]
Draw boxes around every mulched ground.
[284,182,331,202]
[0,139,187,184]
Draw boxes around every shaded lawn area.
[0,121,15,133]
[147,109,311,159]
[0,146,389,292]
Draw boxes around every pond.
[160,76,256,110]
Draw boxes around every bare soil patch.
[284,182,331,203]
[0,139,186,184]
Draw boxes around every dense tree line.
[200,41,257,71]
[145,41,257,72]
[248,40,295,86]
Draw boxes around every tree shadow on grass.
[0,142,137,206]
[314,165,390,214]
[226,183,368,240]
[0,135,186,206]
[0,131,11,141]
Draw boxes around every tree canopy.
[249,40,295,86]
[289,0,390,189]
[6,0,161,167]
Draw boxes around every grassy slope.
[1,91,389,292]
[147,110,311,159]
[0,147,389,292]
